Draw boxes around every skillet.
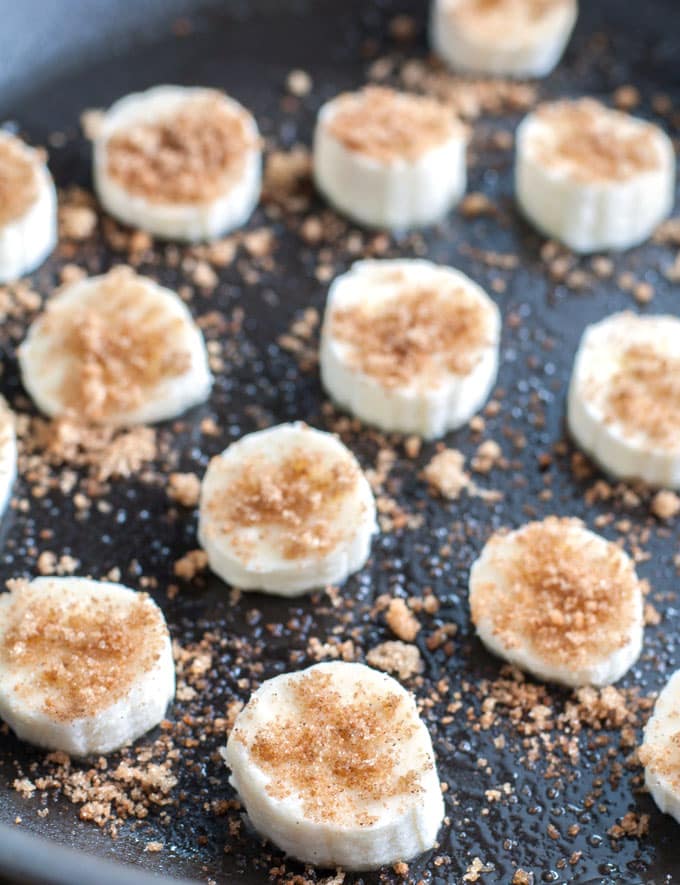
[0,0,679,882]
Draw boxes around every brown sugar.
[604,344,680,449]
[471,517,642,670]
[0,579,168,722]
[168,472,201,507]
[385,597,421,642]
[532,99,661,183]
[366,641,423,680]
[35,266,192,422]
[329,282,492,389]
[650,490,680,520]
[0,135,38,226]
[423,448,471,499]
[326,86,464,162]
[106,92,255,204]
[234,668,429,824]
[206,444,361,560]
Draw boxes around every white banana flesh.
[94,84,261,242]
[0,398,16,520]
[18,265,212,427]
[641,668,680,826]
[430,0,578,78]
[320,259,501,439]
[469,517,644,687]
[568,311,680,489]
[0,132,56,283]
[224,661,445,870]
[198,423,377,596]
[516,98,675,253]
[0,577,175,756]
[313,86,467,230]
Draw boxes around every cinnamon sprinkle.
[206,445,360,560]
[453,0,572,40]
[106,93,255,204]
[33,267,192,422]
[640,729,680,791]
[0,579,168,721]
[605,344,680,449]
[235,668,428,825]
[325,86,464,163]
[0,135,39,226]
[471,518,642,669]
[329,282,492,389]
[531,99,662,183]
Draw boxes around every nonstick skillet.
[1,0,680,882]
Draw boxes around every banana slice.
[430,0,578,78]
[224,661,445,870]
[313,86,468,229]
[18,265,212,426]
[94,85,261,242]
[568,311,680,489]
[0,132,56,283]
[516,98,675,253]
[640,668,680,825]
[0,577,175,756]
[198,422,377,596]
[0,398,16,519]
[320,259,501,438]
[469,517,644,687]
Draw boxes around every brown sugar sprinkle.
[23,416,157,484]
[472,518,642,670]
[532,99,662,183]
[399,59,537,121]
[0,579,167,721]
[325,86,464,163]
[385,597,421,642]
[366,641,423,680]
[36,267,192,422]
[16,747,177,829]
[236,668,429,824]
[0,135,39,226]
[106,92,255,204]
[604,344,680,449]
[423,449,468,502]
[206,445,360,560]
[329,282,492,389]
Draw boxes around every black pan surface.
[0,1,679,882]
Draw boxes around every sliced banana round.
[0,398,16,520]
[469,517,644,687]
[640,668,680,825]
[0,397,16,520]
[430,0,578,78]
[198,422,377,596]
[225,661,445,870]
[94,85,261,242]
[313,86,468,230]
[568,312,680,489]
[18,265,212,426]
[320,259,501,439]
[0,132,56,283]
[0,577,175,756]
[516,98,675,253]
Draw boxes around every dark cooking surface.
[1,0,680,882]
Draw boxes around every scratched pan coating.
[0,0,679,882]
